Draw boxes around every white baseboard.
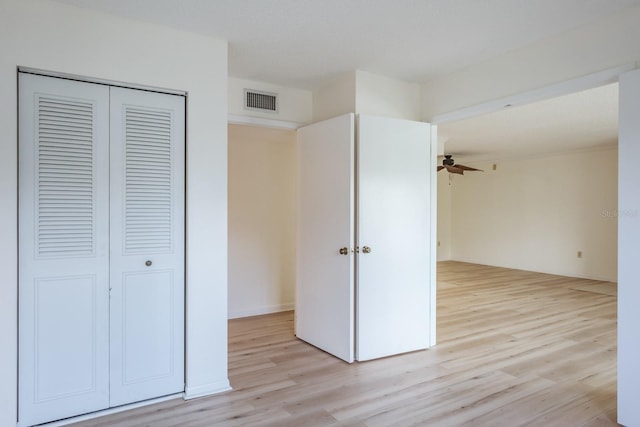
[228,303,294,319]
[33,393,183,427]
[446,259,617,283]
[184,380,232,400]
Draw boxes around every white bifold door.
[296,113,433,363]
[18,73,185,426]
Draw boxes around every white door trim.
[18,67,187,97]
[431,63,635,124]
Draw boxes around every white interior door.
[296,113,355,363]
[19,74,111,426]
[109,87,185,406]
[356,115,432,361]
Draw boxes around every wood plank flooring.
[69,261,618,426]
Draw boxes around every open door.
[296,114,355,363]
[356,115,432,361]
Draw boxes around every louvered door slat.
[36,96,96,258]
[123,107,173,254]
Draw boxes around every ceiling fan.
[437,154,483,175]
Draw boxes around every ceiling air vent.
[244,89,278,113]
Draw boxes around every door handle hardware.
[145,260,153,267]
[339,247,349,255]
[362,246,372,254]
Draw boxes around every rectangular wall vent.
[244,89,278,113]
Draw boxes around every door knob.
[339,247,349,255]
[362,246,372,254]
[145,260,153,267]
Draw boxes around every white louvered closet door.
[108,87,185,406]
[18,74,111,426]
[19,74,185,425]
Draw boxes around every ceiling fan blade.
[437,166,445,171]
[453,164,483,172]
[445,165,464,175]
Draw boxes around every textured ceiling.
[53,0,640,90]
[52,0,630,158]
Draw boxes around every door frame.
[16,68,189,426]
[617,68,640,426]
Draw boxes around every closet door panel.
[296,113,355,363]
[120,271,175,381]
[356,115,431,361]
[109,87,185,406]
[18,73,110,426]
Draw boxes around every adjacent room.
[437,83,618,282]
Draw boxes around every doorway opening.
[433,81,619,423]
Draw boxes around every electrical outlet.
[577,251,582,258]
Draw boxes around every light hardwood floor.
[70,261,618,426]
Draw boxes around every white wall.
[437,171,452,261]
[422,4,640,120]
[355,70,421,121]
[0,0,229,424]
[312,72,357,122]
[313,70,421,122]
[448,148,618,281]
[618,69,640,427]
[228,124,297,318]
[228,77,312,125]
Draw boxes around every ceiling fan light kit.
[437,154,483,175]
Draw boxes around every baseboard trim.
[184,380,232,400]
[33,393,183,427]
[228,303,294,319]
[443,259,616,283]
